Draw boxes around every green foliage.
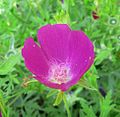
[0,0,120,117]
[95,48,112,65]
[80,98,96,117]
[0,53,21,75]
[100,91,115,117]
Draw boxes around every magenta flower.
[22,24,94,91]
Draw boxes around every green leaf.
[80,98,96,117]
[0,54,21,75]
[79,65,98,90]
[47,89,58,98]
[12,77,20,84]
[95,49,112,65]
[100,91,115,117]
[53,91,63,106]
[0,90,8,117]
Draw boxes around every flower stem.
[63,93,71,117]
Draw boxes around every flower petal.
[68,31,94,85]
[35,76,69,91]
[37,24,71,62]
[22,38,49,77]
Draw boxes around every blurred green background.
[0,0,120,117]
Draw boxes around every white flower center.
[48,63,71,84]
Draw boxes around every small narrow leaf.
[53,91,63,106]
[47,89,58,98]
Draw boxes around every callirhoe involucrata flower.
[22,24,94,91]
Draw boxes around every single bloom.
[22,24,94,91]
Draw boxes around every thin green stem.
[0,103,7,117]
[63,93,71,117]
